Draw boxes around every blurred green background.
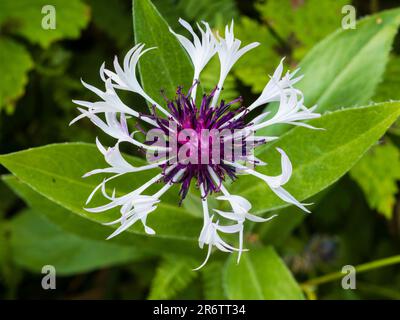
[1,0,400,299]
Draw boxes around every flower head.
[71,19,320,269]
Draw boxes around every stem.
[301,255,400,287]
[357,282,400,300]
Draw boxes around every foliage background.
[0,0,400,299]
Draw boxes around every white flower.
[71,18,320,270]
[212,20,259,107]
[170,18,217,99]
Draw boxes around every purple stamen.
[148,84,256,202]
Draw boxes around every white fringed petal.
[211,21,259,107]
[224,149,310,213]
[194,185,243,270]
[250,92,320,131]
[101,44,172,118]
[83,138,170,177]
[170,18,217,89]
[71,78,141,125]
[249,59,304,110]
[85,166,183,239]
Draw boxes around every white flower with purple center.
[71,19,320,269]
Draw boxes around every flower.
[71,18,320,269]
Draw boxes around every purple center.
[147,86,252,202]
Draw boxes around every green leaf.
[201,261,226,299]
[132,0,193,105]
[298,8,400,113]
[0,38,33,110]
[350,140,400,219]
[232,17,280,93]
[10,209,148,275]
[373,55,400,136]
[223,246,304,300]
[3,175,148,247]
[0,0,90,48]
[148,255,198,299]
[0,143,203,256]
[231,102,400,214]
[373,55,400,102]
[256,0,349,61]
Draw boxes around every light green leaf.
[373,55,400,102]
[350,140,400,219]
[0,143,203,255]
[224,246,304,300]
[373,55,400,136]
[0,0,90,48]
[10,209,148,275]
[148,255,198,299]
[3,175,153,248]
[231,102,400,215]
[133,0,193,105]
[298,8,400,113]
[0,38,33,110]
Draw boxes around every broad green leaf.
[3,175,157,248]
[10,209,148,275]
[298,8,400,113]
[148,255,198,299]
[133,0,193,105]
[0,143,203,256]
[0,0,90,48]
[0,38,33,110]
[231,102,400,214]
[224,246,304,299]
[350,141,400,219]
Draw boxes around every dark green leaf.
[10,209,148,275]
[132,0,193,104]
[224,246,304,299]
